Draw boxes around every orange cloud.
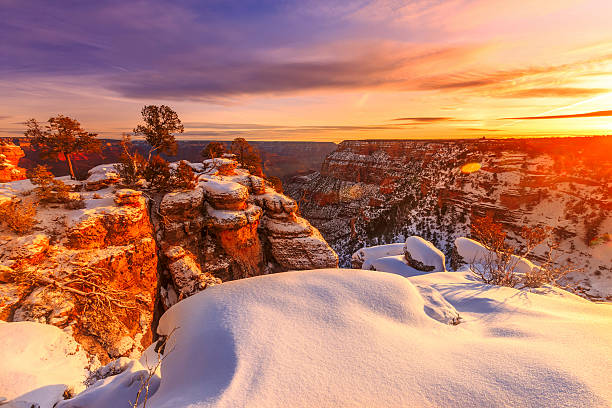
[504,110,612,119]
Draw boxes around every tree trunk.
[66,153,75,179]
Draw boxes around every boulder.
[86,164,120,191]
[114,189,143,206]
[403,236,446,272]
[202,179,248,210]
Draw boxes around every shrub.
[143,155,171,191]
[115,134,147,187]
[28,165,72,203]
[65,194,86,210]
[170,161,198,190]
[0,199,37,234]
[469,214,579,289]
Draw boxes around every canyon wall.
[286,137,612,299]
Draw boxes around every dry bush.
[0,199,37,234]
[266,175,283,193]
[65,194,86,210]
[28,165,72,203]
[470,214,580,289]
[143,155,171,191]
[169,160,198,190]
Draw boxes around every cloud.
[499,87,609,98]
[390,117,454,123]
[503,110,612,119]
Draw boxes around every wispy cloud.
[503,110,612,119]
[391,117,454,123]
[498,88,609,98]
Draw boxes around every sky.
[1,0,611,142]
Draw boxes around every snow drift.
[0,322,90,408]
[57,268,612,408]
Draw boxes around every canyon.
[286,137,612,300]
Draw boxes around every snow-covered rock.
[366,254,427,277]
[86,164,120,190]
[156,159,337,293]
[403,236,446,272]
[202,179,248,210]
[351,243,405,269]
[58,269,612,407]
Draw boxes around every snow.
[0,321,90,408]
[57,357,160,408]
[204,202,261,228]
[404,236,446,271]
[87,164,120,183]
[366,254,427,277]
[202,178,248,199]
[59,269,612,407]
[351,243,405,267]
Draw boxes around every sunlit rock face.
[0,183,158,363]
[0,144,27,182]
[0,157,338,363]
[155,158,338,309]
[286,137,612,300]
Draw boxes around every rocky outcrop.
[156,158,338,307]
[1,155,338,362]
[286,137,612,299]
[0,184,158,363]
[0,143,26,182]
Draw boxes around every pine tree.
[25,115,101,179]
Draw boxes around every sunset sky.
[1,0,611,142]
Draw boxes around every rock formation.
[156,157,338,308]
[1,155,338,363]
[286,137,612,299]
[0,143,27,182]
[0,176,158,363]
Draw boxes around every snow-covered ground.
[25,266,608,407]
[0,322,90,408]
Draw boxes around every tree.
[231,138,262,175]
[133,105,184,159]
[201,142,225,159]
[24,115,101,179]
[115,134,147,186]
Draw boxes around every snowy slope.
[58,268,612,408]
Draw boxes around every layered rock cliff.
[286,137,612,299]
[155,157,338,310]
[0,143,27,182]
[0,156,337,362]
